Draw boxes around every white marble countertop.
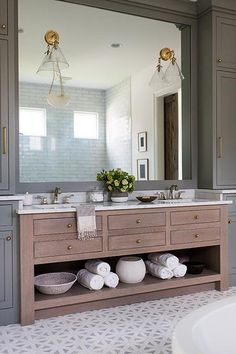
[16,199,232,214]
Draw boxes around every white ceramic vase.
[116,256,146,283]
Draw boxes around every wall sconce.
[149,47,184,90]
[37,30,70,108]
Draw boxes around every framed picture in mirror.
[138,131,147,152]
[137,159,149,181]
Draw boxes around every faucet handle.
[36,195,48,205]
[159,192,166,200]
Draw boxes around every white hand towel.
[77,269,104,290]
[76,204,97,240]
[104,272,119,288]
[148,253,179,270]
[145,260,173,280]
[85,259,111,277]
[173,263,187,278]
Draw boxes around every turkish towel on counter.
[85,259,111,277]
[77,269,104,290]
[76,204,97,240]
[145,260,173,280]
[147,253,179,270]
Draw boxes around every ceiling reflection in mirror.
[18,0,191,182]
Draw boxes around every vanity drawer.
[170,209,220,226]
[33,216,102,236]
[170,227,220,245]
[109,232,166,251]
[34,237,102,258]
[108,212,165,230]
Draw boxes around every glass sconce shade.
[47,93,70,108]
[149,67,169,90]
[164,61,184,84]
[37,46,69,74]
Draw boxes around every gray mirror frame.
[15,0,198,193]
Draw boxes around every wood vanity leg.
[20,215,35,325]
[217,205,229,291]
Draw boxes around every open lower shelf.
[34,269,221,310]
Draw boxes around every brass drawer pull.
[194,215,199,220]
[67,223,72,228]
[217,58,222,63]
[1,24,6,29]
[67,245,72,250]
[6,236,12,241]
[3,127,7,154]
[228,219,232,224]
[136,219,141,224]
[194,234,200,238]
[136,239,142,244]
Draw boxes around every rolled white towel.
[77,269,104,290]
[85,259,111,277]
[145,260,173,280]
[103,272,119,288]
[148,253,179,270]
[173,263,187,278]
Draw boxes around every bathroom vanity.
[18,200,229,325]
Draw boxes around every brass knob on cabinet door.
[194,215,199,220]
[194,234,199,238]
[6,236,12,241]
[228,219,232,224]
[136,239,142,244]
[136,219,141,224]
[67,245,72,250]
[67,223,72,228]
[217,58,222,63]
[1,24,6,29]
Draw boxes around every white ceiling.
[18,0,181,89]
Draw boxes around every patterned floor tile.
[1,287,236,354]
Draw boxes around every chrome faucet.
[169,184,178,199]
[53,187,61,204]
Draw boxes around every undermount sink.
[156,198,195,204]
[32,204,75,209]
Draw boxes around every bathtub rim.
[172,294,236,354]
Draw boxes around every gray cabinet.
[0,39,9,190]
[0,202,18,325]
[0,0,8,35]
[225,194,236,285]
[198,11,236,189]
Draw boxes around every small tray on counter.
[136,196,157,203]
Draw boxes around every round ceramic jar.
[116,256,146,283]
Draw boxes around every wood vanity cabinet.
[19,204,228,325]
[198,9,236,189]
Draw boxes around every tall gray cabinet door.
[0,0,8,35]
[217,17,236,69]
[0,231,13,309]
[0,39,9,190]
[216,71,236,187]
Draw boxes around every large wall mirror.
[17,0,192,187]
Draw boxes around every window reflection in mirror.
[18,0,191,182]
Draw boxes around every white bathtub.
[172,295,236,354]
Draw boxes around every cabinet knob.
[228,219,232,224]
[1,24,6,29]
[67,223,72,228]
[194,234,199,238]
[217,58,222,63]
[67,245,72,250]
[6,236,12,241]
[194,215,199,220]
[136,239,142,244]
[136,219,141,224]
